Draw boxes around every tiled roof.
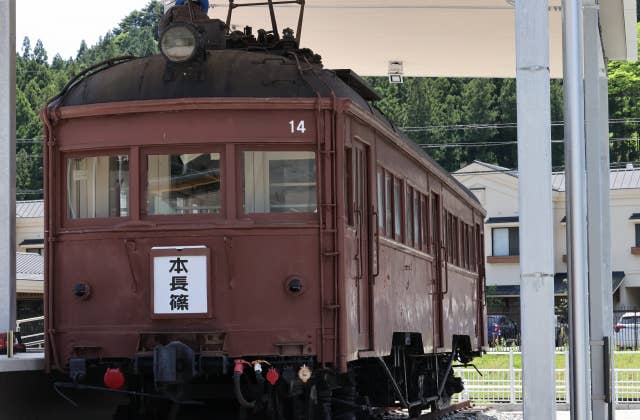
[16,200,44,218]
[16,252,43,281]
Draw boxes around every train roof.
[53,50,480,207]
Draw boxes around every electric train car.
[41,1,487,418]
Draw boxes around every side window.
[475,223,482,272]
[147,152,221,215]
[406,186,413,246]
[385,171,392,236]
[453,217,459,266]
[394,177,402,241]
[464,224,470,269]
[413,191,420,249]
[243,151,316,214]
[466,225,472,270]
[421,194,429,253]
[67,154,129,219]
[470,225,476,271]
[345,148,354,226]
[492,226,520,256]
[377,168,384,233]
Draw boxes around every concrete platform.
[0,352,45,372]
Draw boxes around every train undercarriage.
[54,334,477,420]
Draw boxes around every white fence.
[455,352,640,405]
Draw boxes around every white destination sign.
[153,254,208,315]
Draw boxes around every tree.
[14,1,164,200]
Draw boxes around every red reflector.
[266,367,279,385]
[104,368,125,390]
[0,333,6,351]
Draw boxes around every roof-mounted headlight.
[160,23,199,63]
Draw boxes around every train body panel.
[40,6,486,415]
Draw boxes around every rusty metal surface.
[42,38,486,386]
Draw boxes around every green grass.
[472,352,640,370]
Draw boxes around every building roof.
[16,200,44,218]
[16,252,44,281]
[460,160,518,178]
[552,167,640,191]
[457,161,640,192]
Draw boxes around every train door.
[353,141,371,350]
[431,192,444,349]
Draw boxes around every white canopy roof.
[207,0,637,78]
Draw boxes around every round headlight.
[160,24,198,63]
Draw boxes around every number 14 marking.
[289,120,306,134]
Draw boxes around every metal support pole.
[515,1,557,419]
[583,2,614,419]
[509,349,516,404]
[0,0,16,333]
[562,0,592,418]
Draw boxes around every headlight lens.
[161,24,198,63]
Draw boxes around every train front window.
[243,151,317,214]
[66,155,129,219]
[146,153,221,215]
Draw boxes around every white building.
[15,200,44,320]
[454,161,640,316]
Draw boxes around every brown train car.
[39,3,486,419]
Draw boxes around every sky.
[16,0,153,60]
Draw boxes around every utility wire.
[419,137,640,149]
[400,118,640,132]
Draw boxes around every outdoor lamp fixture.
[388,60,404,84]
[160,23,202,63]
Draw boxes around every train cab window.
[243,151,317,213]
[147,152,221,215]
[66,155,129,219]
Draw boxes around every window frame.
[236,144,318,222]
[491,226,520,257]
[141,145,226,222]
[62,148,133,228]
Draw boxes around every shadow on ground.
[0,371,126,420]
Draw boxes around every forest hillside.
[15,1,640,198]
